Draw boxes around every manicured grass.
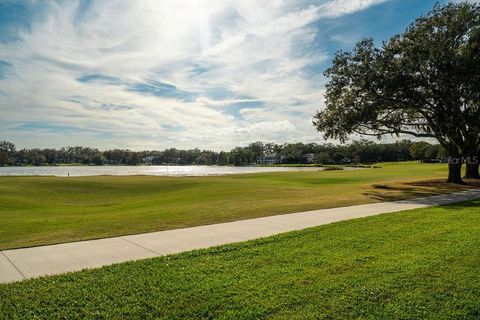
[1,200,480,319]
[0,161,473,250]
[257,163,327,167]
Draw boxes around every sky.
[0,0,473,150]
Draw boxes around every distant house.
[256,153,284,165]
[305,153,317,164]
[142,156,155,164]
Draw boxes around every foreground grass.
[1,200,480,319]
[1,161,476,250]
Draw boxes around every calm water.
[0,165,339,177]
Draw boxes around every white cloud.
[0,0,389,150]
[318,0,388,17]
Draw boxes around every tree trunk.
[464,162,480,179]
[447,161,464,184]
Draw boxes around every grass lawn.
[1,161,478,250]
[1,200,480,319]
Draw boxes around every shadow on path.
[363,179,480,202]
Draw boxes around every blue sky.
[0,0,472,150]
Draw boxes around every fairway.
[1,200,480,319]
[0,162,473,250]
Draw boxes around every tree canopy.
[314,2,480,183]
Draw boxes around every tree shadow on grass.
[363,179,480,202]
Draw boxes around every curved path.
[2,189,480,283]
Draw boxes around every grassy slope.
[1,200,480,319]
[0,162,472,250]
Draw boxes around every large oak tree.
[314,2,480,184]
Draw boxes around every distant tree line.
[0,140,446,167]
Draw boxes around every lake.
[0,165,343,177]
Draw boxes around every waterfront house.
[256,153,284,165]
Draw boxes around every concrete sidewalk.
[2,189,480,284]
